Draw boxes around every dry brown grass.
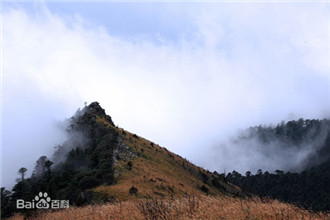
[8,195,330,220]
[88,114,241,201]
[93,126,239,201]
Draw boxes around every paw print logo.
[35,192,51,209]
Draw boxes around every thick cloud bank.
[2,3,329,188]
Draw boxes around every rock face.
[80,102,135,166]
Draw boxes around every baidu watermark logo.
[17,192,69,209]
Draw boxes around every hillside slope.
[2,102,241,218]
[65,102,242,200]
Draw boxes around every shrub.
[200,185,209,194]
[129,186,138,195]
[127,161,133,170]
[199,171,209,183]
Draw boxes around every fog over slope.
[2,3,330,189]
[200,119,330,175]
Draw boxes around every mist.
[2,3,329,189]
[198,119,330,175]
[2,92,69,188]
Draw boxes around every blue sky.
[2,2,330,189]
[12,2,195,43]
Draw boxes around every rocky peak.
[86,102,105,116]
[81,102,114,126]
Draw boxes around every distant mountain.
[1,102,241,218]
[226,118,330,211]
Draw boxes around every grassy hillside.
[94,120,241,201]
[77,102,243,199]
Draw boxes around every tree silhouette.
[18,167,27,181]
[45,160,54,175]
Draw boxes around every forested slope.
[226,119,330,211]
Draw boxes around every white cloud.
[2,3,330,187]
